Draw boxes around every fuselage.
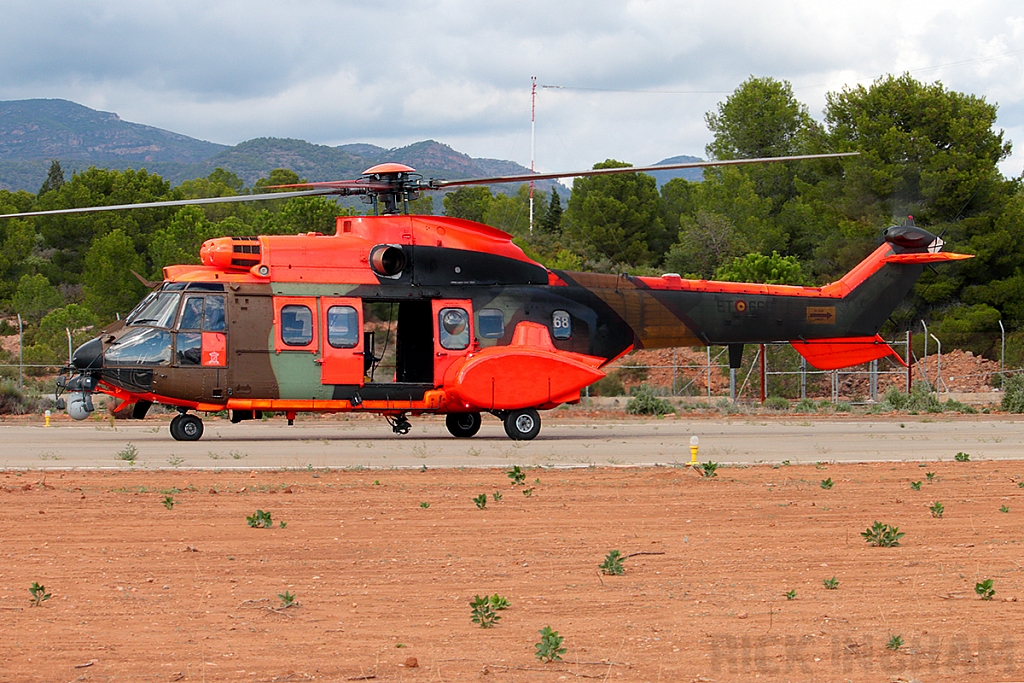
[65,213,960,421]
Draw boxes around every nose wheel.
[170,413,204,441]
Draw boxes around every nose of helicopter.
[71,337,104,370]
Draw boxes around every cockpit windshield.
[105,328,172,366]
[126,292,181,328]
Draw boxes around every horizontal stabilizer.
[790,335,908,371]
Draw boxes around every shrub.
[1002,374,1024,413]
[626,385,675,415]
[246,510,273,528]
[792,398,817,413]
[861,521,904,547]
[0,381,28,415]
[763,396,789,411]
[589,372,625,397]
[535,626,566,662]
[599,550,625,575]
[470,595,500,628]
[975,579,995,600]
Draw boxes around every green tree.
[253,168,302,193]
[443,186,493,223]
[83,229,147,321]
[564,160,667,268]
[36,167,173,280]
[27,303,101,363]
[706,76,816,160]
[38,160,65,197]
[539,187,563,233]
[714,251,810,285]
[12,274,63,323]
[148,207,222,273]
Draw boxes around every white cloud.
[0,0,1021,176]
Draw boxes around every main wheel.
[169,414,185,440]
[446,412,482,438]
[171,414,204,441]
[503,408,540,441]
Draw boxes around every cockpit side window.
[106,328,172,366]
[179,296,204,330]
[127,292,180,328]
[203,295,226,332]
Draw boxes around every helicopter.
[2,154,971,441]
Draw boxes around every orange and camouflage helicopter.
[2,154,971,441]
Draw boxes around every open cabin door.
[319,297,364,386]
[431,299,474,386]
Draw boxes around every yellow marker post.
[44,409,51,427]
[689,435,699,465]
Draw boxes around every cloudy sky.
[2,0,1022,178]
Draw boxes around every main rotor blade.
[433,152,860,188]
[0,188,339,219]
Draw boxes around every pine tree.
[38,159,65,196]
[540,187,563,233]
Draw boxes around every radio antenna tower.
[529,75,536,232]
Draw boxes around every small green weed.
[488,594,510,611]
[887,634,903,651]
[1000,505,1010,513]
[420,501,430,509]
[861,521,904,547]
[599,550,625,575]
[167,454,184,467]
[785,589,797,600]
[278,591,297,608]
[162,495,175,510]
[279,520,287,528]
[955,452,971,462]
[975,579,995,600]
[697,461,718,478]
[508,465,526,486]
[930,501,944,518]
[823,576,839,590]
[926,472,935,482]
[910,481,922,491]
[470,595,501,628]
[535,626,566,662]
[473,493,487,509]
[820,477,833,490]
[29,582,50,607]
[493,492,503,503]
[115,443,138,465]
[246,509,273,528]
[523,488,534,497]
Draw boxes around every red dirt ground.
[2,462,1023,682]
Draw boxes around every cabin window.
[438,307,470,350]
[326,306,359,348]
[177,332,202,365]
[552,310,571,340]
[179,296,204,330]
[203,295,226,331]
[478,309,504,339]
[127,292,180,328]
[281,305,314,347]
[105,328,172,366]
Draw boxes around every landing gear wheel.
[169,414,185,440]
[446,412,482,438]
[170,414,204,441]
[503,408,540,441]
[386,414,412,435]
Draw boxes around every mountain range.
[0,98,704,193]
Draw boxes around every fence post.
[906,330,912,393]
[706,346,711,402]
[17,313,23,391]
[921,320,929,388]
[870,359,878,402]
[999,319,1006,389]
[672,347,677,396]
[800,356,806,400]
[930,333,942,397]
[759,344,766,403]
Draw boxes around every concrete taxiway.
[2,414,1023,469]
